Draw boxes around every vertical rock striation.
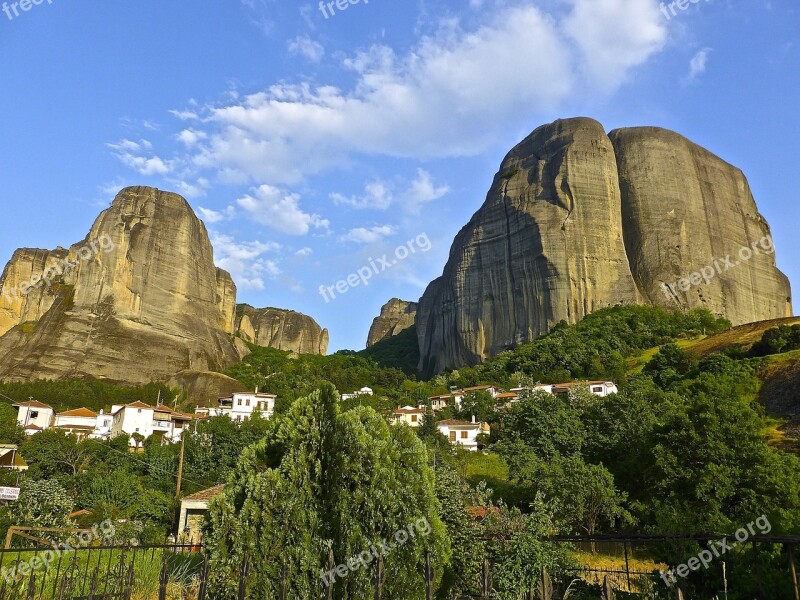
[418,118,792,375]
[235,305,329,355]
[0,187,246,384]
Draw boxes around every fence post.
[158,555,170,600]
[753,541,765,600]
[481,558,492,599]
[279,561,289,600]
[623,541,631,592]
[425,551,434,600]
[374,554,385,600]
[197,556,210,600]
[237,554,250,600]
[789,544,800,600]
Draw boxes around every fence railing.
[0,534,798,599]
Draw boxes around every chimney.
[255,386,259,394]
[471,415,476,424]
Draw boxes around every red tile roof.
[57,408,98,418]
[394,407,424,414]
[437,419,480,427]
[14,400,53,410]
[183,484,225,502]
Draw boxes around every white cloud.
[687,47,712,81]
[288,36,325,63]
[210,232,281,291]
[330,170,449,213]
[237,185,330,235]
[165,1,667,186]
[108,139,175,176]
[198,205,236,223]
[340,225,396,244]
[331,181,393,210]
[405,169,450,213]
[177,129,208,147]
[295,247,313,257]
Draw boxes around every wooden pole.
[789,544,800,600]
[175,434,186,500]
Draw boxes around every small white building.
[437,418,490,451]
[422,395,452,412]
[392,406,425,428]
[204,392,277,422]
[54,408,99,441]
[110,402,194,447]
[13,400,55,435]
[94,410,113,440]
[178,485,225,543]
[551,381,619,397]
[341,387,374,401]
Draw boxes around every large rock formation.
[418,118,792,375]
[0,187,247,385]
[236,305,329,355]
[366,299,418,347]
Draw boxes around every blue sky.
[0,0,797,352]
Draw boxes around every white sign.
[0,487,20,500]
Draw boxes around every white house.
[54,408,99,440]
[437,418,490,451]
[551,381,619,397]
[203,392,277,422]
[341,387,374,401]
[110,402,194,446]
[94,410,113,440]
[13,400,55,435]
[422,395,452,412]
[451,386,500,409]
[391,406,425,428]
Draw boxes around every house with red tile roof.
[178,485,225,542]
[437,418,490,451]
[13,400,55,435]
[391,405,425,428]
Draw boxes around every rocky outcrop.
[418,118,792,375]
[366,299,418,347]
[610,127,792,324]
[0,187,247,385]
[236,305,329,355]
[168,370,249,406]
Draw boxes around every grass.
[626,337,702,375]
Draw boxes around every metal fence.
[0,534,798,600]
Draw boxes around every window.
[460,431,468,439]
[30,411,39,419]
[449,432,456,442]
[135,428,140,432]
[237,399,242,406]
[592,386,603,393]
[411,415,418,423]
[137,409,142,413]
[246,399,250,407]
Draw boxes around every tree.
[11,479,74,529]
[0,403,24,445]
[205,384,450,599]
[21,430,93,478]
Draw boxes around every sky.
[0,0,798,352]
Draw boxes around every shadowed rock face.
[418,118,792,375]
[0,187,247,384]
[236,305,329,355]
[367,299,418,347]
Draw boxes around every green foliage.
[205,384,450,599]
[10,479,74,529]
[0,380,174,413]
[359,325,421,375]
[471,306,728,386]
[0,402,24,444]
[751,324,800,357]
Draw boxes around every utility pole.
[175,434,186,500]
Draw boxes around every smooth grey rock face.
[418,118,792,375]
[0,187,246,384]
[367,299,418,347]
[236,305,329,355]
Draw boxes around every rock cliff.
[418,118,792,375]
[236,305,329,355]
[0,187,246,385]
[366,299,418,347]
